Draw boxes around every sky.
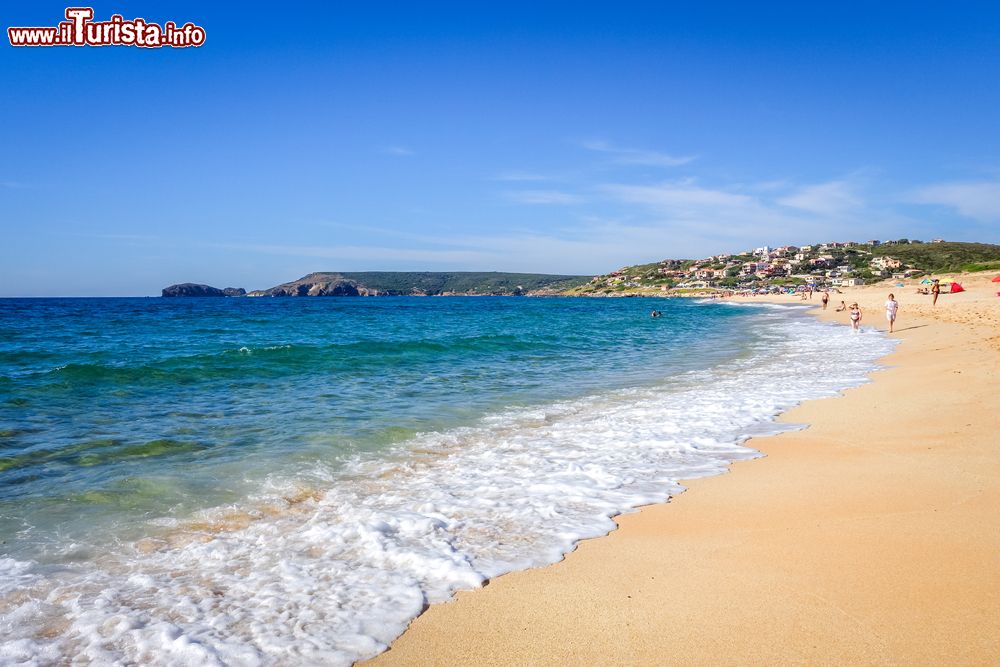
[1,1,999,296]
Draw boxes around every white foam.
[0,310,895,666]
[714,300,813,310]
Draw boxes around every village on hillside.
[575,238,958,295]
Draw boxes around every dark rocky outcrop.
[162,283,245,297]
[246,273,366,297]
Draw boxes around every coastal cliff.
[247,273,367,297]
[162,272,589,297]
[246,272,588,297]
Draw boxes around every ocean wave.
[714,300,813,310]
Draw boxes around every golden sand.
[368,272,1000,666]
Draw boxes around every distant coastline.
[161,271,590,298]
[161,240,1000,300]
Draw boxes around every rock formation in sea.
[162,283,246,297]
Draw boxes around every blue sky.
[2,1,998,296]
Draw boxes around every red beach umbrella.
[992,275,1000,282]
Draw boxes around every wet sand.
[368,272,1000,665]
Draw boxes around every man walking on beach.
[885,293,899,333]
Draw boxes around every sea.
[0,296,896,665]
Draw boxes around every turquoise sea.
[0,297,895,665]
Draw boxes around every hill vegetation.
[336,272,588,295]
[242,271,590,297]
[568,240,1000,296]
[874,242,1000,273]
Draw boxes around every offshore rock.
[161,283,244,297]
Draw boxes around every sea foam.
[0,306,895,666]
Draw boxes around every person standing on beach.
[849,303,862,331]
[885,293,899,333]
[821,291,829,310]
[932,279,941,306]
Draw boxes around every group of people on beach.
[660,287,906,334]
[827,293,899,333]
[818,288,900,333]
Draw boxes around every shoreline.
[368,276,999,664]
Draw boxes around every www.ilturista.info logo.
[8,7,205,48]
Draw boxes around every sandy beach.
[369,272,1000,665]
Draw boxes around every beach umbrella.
[951,282,965,293]
[992,275,1000,283]
[920,278,933,284]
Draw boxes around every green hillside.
[333,272,588,294]
[878,242,1000,273]
[562,240,1000,297]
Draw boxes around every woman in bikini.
[849,303,862,331]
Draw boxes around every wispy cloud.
[581,140,696,167]
[78,233,163,242]
[598,177,880,247]
[777,180,862,216]
[491,170,552,182]
[197,171,930,276]
[207,221,741,275]
[1,181,29,189]
[505,190,583,204]
[380,146,414,156]
[604,180,756,211]
[910,181,1000,222]
[743,179,790,192]
[196,170,992,278]
[211,242,492,265]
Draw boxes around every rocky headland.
[163,272,589,297]
[162,283,246,297]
